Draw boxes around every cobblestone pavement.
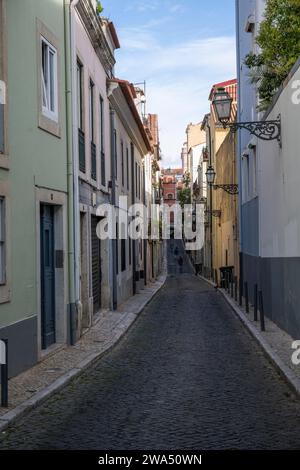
[1,240,300,450]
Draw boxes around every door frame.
[36,187,68,358]
[40,203,56,349]
[91,214,102,314]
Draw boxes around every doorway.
[40,204,56,349]
[91,215,101,313]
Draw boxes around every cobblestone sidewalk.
[0,268,167,431]
[200,276,300,397]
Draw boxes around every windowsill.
[38,112,61,138]
[90,179,98,190]
[42,108,58,123]
[79,173,102,192]
[0,153,9,170]
[0,284,11,304]
[98,185,109,195]
[79,170,87,181]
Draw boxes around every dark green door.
[91,216,101,312]
[40,204,56,349]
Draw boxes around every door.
[40,204,56,349]
[91,216,101,313]
[80,212,89,327]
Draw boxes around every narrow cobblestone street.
[1,241,300,450]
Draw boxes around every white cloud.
[119,29,157,50]
[125,1,160,12]
[115,32,237,167]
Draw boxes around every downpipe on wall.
[64,0,82,345]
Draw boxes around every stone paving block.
[0,271,167,423]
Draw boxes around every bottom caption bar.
[0,450,299,466]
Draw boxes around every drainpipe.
[69,0,81,313]
[64,0,80,345]
[235,0,243,286]
[207,122,213,280]
[143,160,147,286]
[131,143,136,295]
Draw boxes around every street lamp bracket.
[213,184,239,195]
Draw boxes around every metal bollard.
[0,339,8,407]
[258,290,266,332]
[234,276,238,302]
[226,273,230,292]
[215,269,218,286]
[230,278,234,298]
[254,284,258,322]
[244,281,249,313]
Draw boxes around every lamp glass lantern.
[206,165,216,185]
[212,87,233,125]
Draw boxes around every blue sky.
[104,0,236,167]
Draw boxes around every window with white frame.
[0,197,6,285]
[41,36,58,121]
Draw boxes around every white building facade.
[236,0,300,337]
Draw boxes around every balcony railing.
[91,141,97,181]
[78,129,86,173]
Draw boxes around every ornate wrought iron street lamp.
[206,165,216,185]
[212,87,281,143]
[205,165,239,195]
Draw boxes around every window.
[126,147,129,190]
[89,79,95,144]
[139,166,142,199]
[121,239,126,272]
[116,222,119,275]
[77,60,85,173]
[121,141,124,187]
[129,237,131,265]
[77,60,83,131]
[242,153,250,202]
[252,147,257,196]
[99,96,105,186]
[114,130,117,179]
[41,36,58,121]
[135,162,138,198]
[0,197,5,285]
[89,80,96,180]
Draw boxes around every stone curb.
[199,275,300,398]
[0,270,168,433]
[198,275,217,288]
